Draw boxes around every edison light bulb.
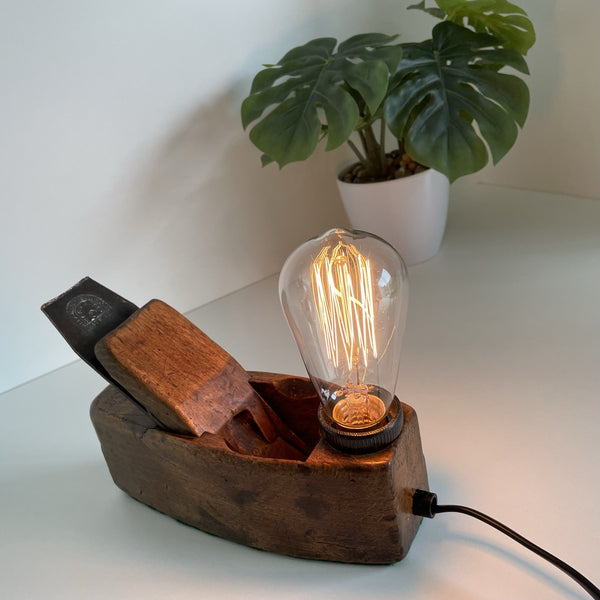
[279,228,408,452]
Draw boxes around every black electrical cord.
[412,490,600,600]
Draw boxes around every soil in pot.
[339,150,428,184]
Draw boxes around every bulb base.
[318,397,404,454]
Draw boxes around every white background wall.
[1,0,598,393]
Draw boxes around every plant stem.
[362,123,385,176]
[358,128,370,161]
[346,138,367,166]
[379,119,387,169]
[357,128,376,175]
[397,137,406,156]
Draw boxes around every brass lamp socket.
[318,397,404,454]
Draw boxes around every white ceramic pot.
[337,168,449,265]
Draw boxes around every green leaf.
[385,21,530,182]
[337,33,399,54]
[408,1,445,19]
[321,85,360,150]
[343,61,390,115]
[337,33,403,71]
[435,0,536,55]
[241,35,401,168]
[241,78,301,129]
[248,91,322,166]
[280,37,337,63]
[260,154,274,167]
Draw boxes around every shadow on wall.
[106,91,350,312]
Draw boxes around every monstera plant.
[242,0,536,183]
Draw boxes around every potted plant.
[241,0,535,264]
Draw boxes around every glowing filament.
[311,241,378,373]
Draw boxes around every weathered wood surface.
[91,372,429,564]
[95,300,308,459]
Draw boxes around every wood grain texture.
[90,372,429,564]
[95,299,277,438]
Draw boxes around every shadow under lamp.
[279,228,408,453]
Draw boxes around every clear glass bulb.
[279,228,408,435]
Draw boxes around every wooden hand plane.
[42,278,429,564]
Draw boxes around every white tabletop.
[2,181,599,600]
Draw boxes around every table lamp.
[41,231,599,598]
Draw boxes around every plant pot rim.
[337,163,442,187]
